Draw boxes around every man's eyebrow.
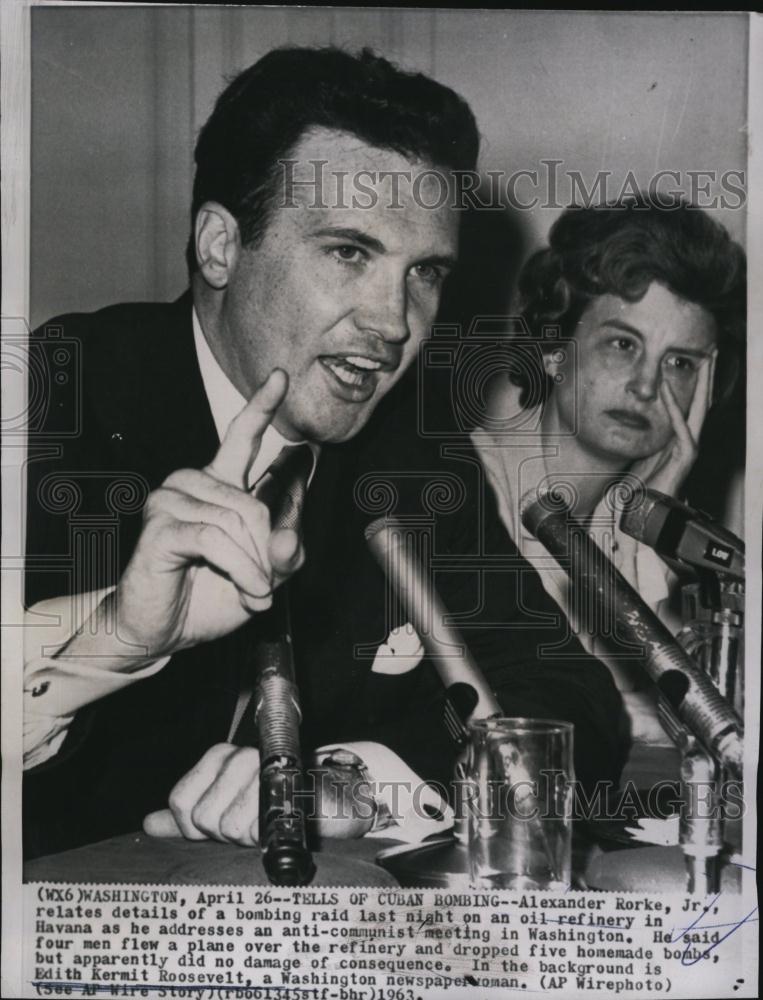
[310,227,457,269]
[310,226,386,254]
[600,319,711,356]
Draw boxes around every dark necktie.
[254,443,314,532]
[230,443,314,744]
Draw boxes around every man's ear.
[194,202,240,289]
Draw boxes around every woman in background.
[472,194,745,737]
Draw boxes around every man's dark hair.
[187,46,480,274]
[515,193,746,406]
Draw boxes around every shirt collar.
[192,307,318,487]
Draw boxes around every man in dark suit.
[24,47,625,859]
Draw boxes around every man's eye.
[331,245,365,264]
[664,355,696,373]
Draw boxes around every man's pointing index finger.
[205,369,289,486]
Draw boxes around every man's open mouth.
[318,353,396,402]
[321,355,383,387]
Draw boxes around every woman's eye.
[610,337,635,352]
[664,355,696,374]
[410,263,442,285]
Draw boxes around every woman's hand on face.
[629,349,716,499]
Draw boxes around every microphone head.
[364,516,389,544]
[620,489,745,580]
[619,489,672,546]
[365,516,407,557]
[520,486,573,535]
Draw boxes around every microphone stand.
[254,590,316,886]
[668,571,745,892]
[522,492,745,893]
[251,446,316,886]
[366,517,502,887]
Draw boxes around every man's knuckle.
[252,502,271,528]
[190,802,217,837]
[252,596,273,611]
[232,746,259,768]
[222,508,246,537]
[218,747,258,784]
[219,810,247,842]
[163,468,192,491]
[143,490,166,519]
[168,787,191,817]
[196,522,221,543]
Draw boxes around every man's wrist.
[56,589,163,674]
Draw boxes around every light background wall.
[31,8,748,329]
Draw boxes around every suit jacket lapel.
[88,291,219,481]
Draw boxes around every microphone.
[251,446,315,885]
[365,517,500,721]
[254,628,316,886]
[521,493,743,779]
[619,489,744,581]
[366,516,559,881]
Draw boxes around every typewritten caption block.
[24,884,757,1000]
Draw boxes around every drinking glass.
[466,718,574,890]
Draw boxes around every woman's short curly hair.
[516,193,746,406]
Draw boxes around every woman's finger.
[709,347,718,405]
[660,380,695,453]
[685,352,714,441]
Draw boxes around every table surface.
[27,742,726,891]
[25,828,400,886]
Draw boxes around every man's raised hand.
[113,369,305,661]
